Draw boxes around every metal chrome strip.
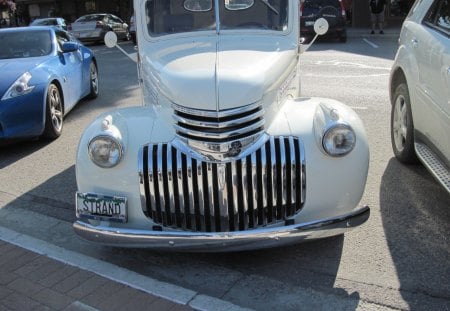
[156,144,166,224]
[203,162,212,232]
[191,158,201,231]
[172,101,262,118]
[279,137,287,217]
[173,109,264,129]
[173,119,265,140]
[250,152,258,227]
[164,144,174,226]
[288,137,296,212]
[148,145,157,221]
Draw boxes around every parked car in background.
[0,26,98,143]
[73,0,370,251]
[129,14,136,44]
[390,0,449,193]
[68,13,129,43]
[30,17,68,30]
[300,0,347,42]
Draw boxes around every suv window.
[424,0,450,34]
[303,0,341,10]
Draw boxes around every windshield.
[145,0,289,36]
[75,14,105,22]
[0,30,52,59]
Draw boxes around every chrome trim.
[73,206,370,251]
[172,102,265,161]
[173,109,265,129]
[172,102,261,118]
[138,136,306,233]
[174,119,265,140]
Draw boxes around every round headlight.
[88,135,123,168]
[322,124,355,157]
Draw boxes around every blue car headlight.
[1,72,35,101]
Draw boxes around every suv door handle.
[411,38,418,48]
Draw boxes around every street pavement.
[0,27,401,311]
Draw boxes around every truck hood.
[140,35,298,111]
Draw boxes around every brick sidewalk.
[0,241,193,311]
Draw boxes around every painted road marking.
[363,38,379,48]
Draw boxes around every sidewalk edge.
[0,225,253,311]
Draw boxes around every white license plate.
[76,192,127,223]
[305,21,315,26]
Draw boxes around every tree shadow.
[380,158,450,310]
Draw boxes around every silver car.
[29,17,68,30]
[68,13,130,43]
[390,0,449,193]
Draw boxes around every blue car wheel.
[43,83,63,139]
[87,62,99,99]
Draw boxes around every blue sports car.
[0,26,98,142]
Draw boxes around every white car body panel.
[390,0,450,192]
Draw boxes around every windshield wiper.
[259,0,279,15]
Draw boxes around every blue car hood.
[0,58,46,96]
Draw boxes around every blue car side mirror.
[61,42,79,53]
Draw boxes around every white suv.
[390,0,450,193]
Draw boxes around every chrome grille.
[138,136,306,232]
[172,103,265,161]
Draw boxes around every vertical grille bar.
[161,144,172,226]
[245,155,255,228]
[284,138,293,215]
[212,164,221,232]
[191,158,202,231]
[141,146,152,217]
[152,145,163,223]
[174,149,185,228]
[171,147,182,227]
[181,154,192,229]
[218,164,228,231]
[257,147,265,226]
[294,139,302,211]
[236,159,246,231]
[249,153,258,228]
[266,139,274,223]
[226,163,235,231]
[288,137,296,213]
[203,162,212,232]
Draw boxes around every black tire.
[87,62,99,99]
[43,84,63,139]
[390,83,418,163]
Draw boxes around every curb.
[0,225,253,311]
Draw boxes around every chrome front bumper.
[73,205,370,252]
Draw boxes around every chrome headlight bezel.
[321,123,356,157]
[88,134,124,168]
[1,72,35,101]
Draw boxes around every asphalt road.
[0,36,449,311]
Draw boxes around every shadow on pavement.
[380,158,450,310]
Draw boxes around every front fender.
[76,106,161,226]
[268,97,369,222]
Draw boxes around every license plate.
[76,192,127,223]
[305,21,315,26]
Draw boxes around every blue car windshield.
[145,0,289,36]
[0,30,52,59]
